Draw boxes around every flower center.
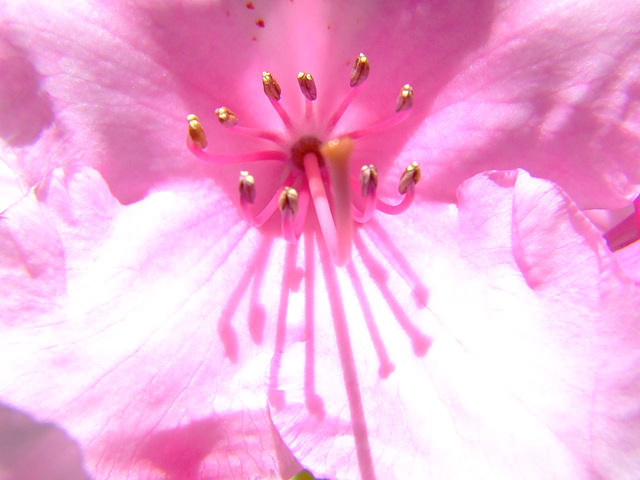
[290,135,323,169]
[186,52,419,265]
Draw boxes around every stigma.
[186,53,419,265]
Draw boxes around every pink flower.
[1,1,640,479]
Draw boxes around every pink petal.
[397,0,640,208]
[270,170,640,479]
[615,239,640,283]
[3,1,638,208]
[0,167,285,478]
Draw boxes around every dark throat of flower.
[186,52,419,266]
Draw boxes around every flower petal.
[0,167,287,478]
[403,0,640,208]
[615,239,640,283]
[270,170,640,479]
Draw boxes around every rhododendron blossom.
[1,1,640,480]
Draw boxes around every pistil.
[304,138,354,266]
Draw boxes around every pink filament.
[230,125,285,145]
[305,98,314,122]
[304,153,352,266]
[269,98,293,130]
[343,109,411,140]
[325,86,360,133]
[187,137,286,163]
[376,185,415,215]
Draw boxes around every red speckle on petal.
[225,9,230,17]
[246,1,254,9]
[327,24,331,30]
[252,35,257,41]
[256,19,265,27]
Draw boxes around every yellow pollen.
[289,471,316,480]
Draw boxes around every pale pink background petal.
[1,0,638,207]
[615,239,640,283]
[271,170,640,479]
[0,167,286,479]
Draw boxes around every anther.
[297,72,318,101]
[350,53,370,87]
[238,171,256,204]
[262,71,281,101]
[279,187,299,215]
[215,107,239,127]
[359,165,378,197]
[187,114,207,149]
[398,161,421,194]
[395,84,414,112]
[289,470,316,480]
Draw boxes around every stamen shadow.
[367,220,429,307]
[354,230,432,357]
[217,235,274,363]
[345,260,395,379]
[303,232,325,418]
[268,241,298,410]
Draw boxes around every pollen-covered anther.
[279,187,299,215]
[215,106,239,127]
[238,171,256,204]
[398,161,421,194]
[359,164,378,197]
[262,71,281,101]
[350,52,370,87]
[297,72,318,101]
[187,114,207,149]
[395,84,414,112]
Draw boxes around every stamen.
[227,125,285,145]
[262,71,281,101]
[214,99,284,144]
[359,164,378,198]
[281,187,310,243]
[215,106,239,127]
[279,186,299,216]
[187,138,287,163]
[238,171,297,227]
[297,72,318,101]
[304,138,353,265]
[376,162,420,215]
[398,161,421,194]
[262,72,293,130]
[395,84,414,112]
[187,114,207,149]
[238,171,256,204]
[352,165,377,223]
[325,53,370,133]
[341,83,413,139]
[325,86,359,133]
[350,53,370,87]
